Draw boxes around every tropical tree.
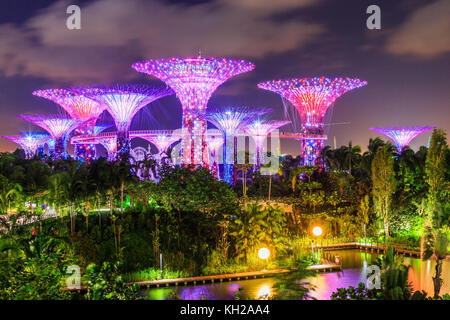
[371,145,396,238]
[0,174,22,214]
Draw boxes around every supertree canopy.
[79,84,173,159]
[206,131,224,180]
[244,120,290,170]
[17,114,82,160]
[203,107,272,184]
[131,56,255,166]
[258,77,367,166]
[33,88,106,162]
[2,132,50,159]
[370,126,435,154]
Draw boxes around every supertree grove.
[243,120,290,170]
[2,132,51,158]
[131,56,255,167]
[78,85,173,159]
[370,126,435,154]
[206,130,224,180]
[33,88,106,162]
[17,114,82,160]
[258,77,367,166]
[203,107,271,184]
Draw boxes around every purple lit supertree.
[131,56,255,167]
[203,107,271,184]
[33,88,106,162]
[258,77,367,166]
[243,120,290,170]
[98,137,117,161]
[17,114,82,160]
[2,133,50,158]
[142,133,181,156]
[79,85,173,159]
[370,126,435,154]
[206,131,224,180]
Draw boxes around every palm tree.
[0,174,22,214]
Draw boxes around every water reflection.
[146,249,450,300]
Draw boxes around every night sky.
[0,0,449,155]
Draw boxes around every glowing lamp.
[258,247,270,260]
[312,226,323,237]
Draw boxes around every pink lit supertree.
[370,126,435,154]
[206,131,224,180]
[2,133,50,158]
[79,85,173,159]
[132,56,255,167]
[17,114,82,159]
[203,107,271,184]
[33,88,106,162]
[243,120,290,170]
[258,77,367,166]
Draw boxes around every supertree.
[131,56,255,167]
[2,133,50,158]
[17,114,82,159]
[370,126,435,154]
[98,137,117,161]
[243,120,290,170]
[206,131,224,180]
[203,107,271,184]
[258,77,367,166]
[79,84,173,159]
[142,132,182,156]
[33,88,106,162]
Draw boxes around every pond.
[145,249,450,300]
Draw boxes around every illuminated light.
[258,247,271,260]
[258,77,367,167]
[79,84,173,160]
[369,126,435,154]
[17,114,82,160]
[244,120,290,170]
[203,107,271,184]
[257,285,272,299]
[132,57,255,166]
[312,226,323,236]
[2,132,51,159]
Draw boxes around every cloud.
[0,0,323,84]
[385,0,450,58]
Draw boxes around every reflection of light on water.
[257,285,272,299]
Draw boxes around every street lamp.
[258,247,270,260]
[311,226,323,257]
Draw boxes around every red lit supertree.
[131,56,255,167]
[33,88,106,162]
[2,133,50,158]
[78,85,173,159]
[258,77,367,166]
[243,120,290,170]
[17,114,82,159]
[370,126,435,154]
